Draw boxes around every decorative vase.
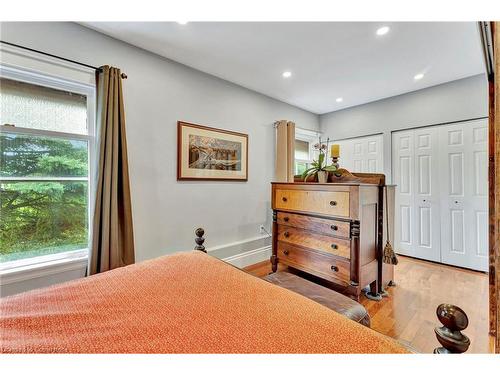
[317,170,328,183]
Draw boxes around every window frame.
[0,64,96,272]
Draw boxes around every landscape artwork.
[188,135,241,171]
[177,121,248,181]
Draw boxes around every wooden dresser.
[271,182,381,300]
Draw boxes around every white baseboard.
[222,245,272,268]
[207,234,271,268]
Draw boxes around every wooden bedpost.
[434,304,470,354]
[194,228,206,253]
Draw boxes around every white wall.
[0,22,319,266]
[319,74,488,182]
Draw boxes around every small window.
[294,139,312,176]
[295,139,310,160]
[0,77,94,264]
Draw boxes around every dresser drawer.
[276,212,350,238]
[274,188,350,217]
[277,242,350,283]
[277,225,351,259]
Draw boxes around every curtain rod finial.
[121,73,128,79]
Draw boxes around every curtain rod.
[0,40,128,79]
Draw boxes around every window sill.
[0,250,88,286]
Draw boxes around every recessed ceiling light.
[376,26,390,36]
[336,97,343,103]
[177,21,188,25]
[414,73,424,81]
[282,71,292,78]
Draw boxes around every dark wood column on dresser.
[271,182,381,301]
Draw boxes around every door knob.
[331,265,339,272]
[283,250,290,255]
[331,225,338,231]
[331,244,338,250]
[330,201,337,206]
[282,197,288,202]
[283,217,289,222]
[283,232,290,238]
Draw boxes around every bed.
[0,250,410,353]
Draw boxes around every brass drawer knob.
[331,244,338,250]
[283,250,290,255]
[330,200,337,206]
[284,217,289,222]
[331,225,338,231]
[331,265,339,272]
[284,231,290,238]
[282,197,288,202]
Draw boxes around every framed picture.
[177,121,248,181]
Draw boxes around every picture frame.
[177,121,248,181]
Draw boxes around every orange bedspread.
[0,251,407,353]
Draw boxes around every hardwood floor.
[244,255,493,353]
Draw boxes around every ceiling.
[82,22,486,114]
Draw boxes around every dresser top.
[271,181,379,187]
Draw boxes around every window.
[294,128,320,176]
[294,139,311,176]
[0,74,95,265]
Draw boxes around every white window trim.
[0,63,96,277]
[0,42,95,87]
[0,250,88,286]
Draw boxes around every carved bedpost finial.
[433,304,470,354]
[194,228,206,253]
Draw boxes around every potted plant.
[301,138,337,183]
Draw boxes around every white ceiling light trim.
[335,97,343,103]
[414,73,425,80]
[282,71,292,78]
[376,26,390,36]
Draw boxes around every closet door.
[439,119,488,271]
[392,131,415,257]
[335,134,383,173]
[412,127,441,262]
[351,138,365,171]
[392,128,441,262]
[365,135,383,173]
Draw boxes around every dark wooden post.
[271,211,278,272]
[434,304,470,354]
[194,228,206,253]
[349,221,360,289]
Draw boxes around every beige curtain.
[89,66,135,275]
[275,120,295,182]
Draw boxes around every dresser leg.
[271,255,278,273]
[364,280,383,301]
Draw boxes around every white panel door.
[392,131,415,257]
[335,134,383,173]
[412,127,441,262]
[438,119,488,271]
[392,120,488,271]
